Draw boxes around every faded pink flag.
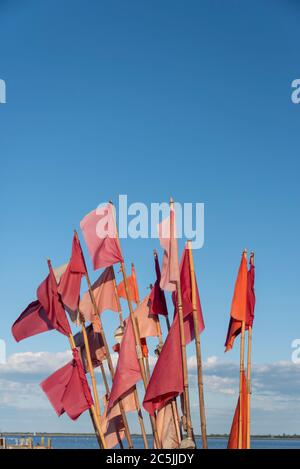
[80,203,123,271]
[135,294,159,339]
[158,208,180,292]
[155,402,181,449]
[79,267,120,323]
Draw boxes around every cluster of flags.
[11,200,256,450]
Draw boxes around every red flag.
[74,324,106,372]
[227,371,248,449]
[80,203,123,270]
[117,264,139,304]
[58,234,87,311]
[158,207,180,292]
[230,253,248,322]
[148,254,168,316]
[225,257,255,352]
[143,248,204,415]
[12,265,71,342]
[108,317,141,410]
[12,301,54,342]
[40,349,93,421]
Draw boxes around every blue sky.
[0,0,299,436]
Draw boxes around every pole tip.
[170,196,174,204]
[109,200,113,205]
[153,249,158,257]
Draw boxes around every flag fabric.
[230,253,248,322]
[135,294,159,339]
[58,235,87,312]
[155,402,181,449]
[37,264,71,336]
[80,203,123,271]
[101,388,137,448]
[158,207,180,292]
[53,263,68,284]
[40,348,93,421]
[143,247,204,415]
[12,301,54,342]
[12,265,71,342]
[80,267,120,325]
[117,264,139,304]
[74,324,106,372]
[225,256,255,352]
[108,317,141,410]
[227,371,248,449]
[148,254,168,316]
[173,246,205,339]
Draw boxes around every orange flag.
[117,264,139,304]
[227,372,248,449]
[224,252,248,352]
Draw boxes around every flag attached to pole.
[149,253,168,316]
[80,203,123,270]
[40,349,93,421]
[58,234,87,312]
[227,371,248,449]
[158,207,180,292]
[74,324,106,372]
[80,266,121,324]
[117,263,139,304]
[225,254,255,352]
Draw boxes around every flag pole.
[246,252,254,449]
[74,231,134,449]
[47,259,106,449]
[187,240,208,449]
[170,199,195,447]
[109,201,161,448]
[112,268,149,449]
[238,250,247,449]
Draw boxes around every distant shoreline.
[1,432,300,440]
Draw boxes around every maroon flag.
[143,247,204,415]
[58,234,87,311]
[225,259,255,352]
[12,264,71,342]
[148,253,168,316]
[74,324,106,372]
[12,301,54,342]
[40,349,93,420]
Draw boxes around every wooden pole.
[112,266,149,448]
[169,199,194,444]
[187,241,208,449]
[238,250,247,449]
[74,231,134,449]
[246,251,254,449]
[47,259,105,449]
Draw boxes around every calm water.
[3,435,300,449]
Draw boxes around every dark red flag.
[12,264,71,342]
[40,348,93,421]
[74,324,106,372]
[148,253,168,316]
[143,247,204,415]
[12,301,54,342]
[58,234,87,311]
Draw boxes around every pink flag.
[79,267,120,323]
[12,300,54,342]
[135,294,159,339]
[108,317,141,410]
[155,403,181,448]
[80,203,123,270]
[158,208,180,292]
[40,349,93,421]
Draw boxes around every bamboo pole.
[112,267,149,449]
[187,241,208,449]
[169,199,194,445]
[74,231,134,449]
[47,259,105,449]
[238,249,247,449]
[246,251,254,449]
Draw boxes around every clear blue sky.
[0,0,299,435]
